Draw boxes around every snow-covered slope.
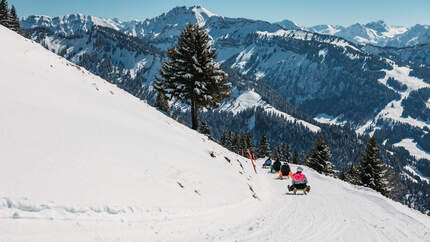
[219,89,320,133]
[21,14,122,35]
[1,25,430,241]
[0,24,258,211]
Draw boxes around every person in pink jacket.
[288,167,311,194]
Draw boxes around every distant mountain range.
[275,19,430,47]
[20,6,430,212]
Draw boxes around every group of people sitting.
[262,158,311,194]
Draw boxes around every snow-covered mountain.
[273,19,302,30]
[307,24,345,35]
[21,6,430,201]
[2,25,430,240]
[306,20,429,47]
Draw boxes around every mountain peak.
[275,19,302,30]
[191,5,217,18]
[365,20,389,33]
[158,6,218,26]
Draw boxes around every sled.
[293,188,307,195]
[288,185,310,195]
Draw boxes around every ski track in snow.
[1,164,430,241]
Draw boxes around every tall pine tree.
[154,24,231,130]
[8,5,20,33]
[257,133,271,158]
[358,136,388,195]
[305,137,335,176]
[0,0,9,28]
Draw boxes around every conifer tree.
[0,0,9,28]
[8,5,20,33]
[155,91,170,115]
[257,133,270,158]
[280,142,292,162]
[154,24,231,130]
[343,163,360,185]
[220,129,230,148]
[358,136,388,195]
[272,145,280,161]
[231,132,241,154]
[305,137,335,176]
[240,133,248,155]
[246,132,254,155]
[292,151,301,164]
[199,120,212,138]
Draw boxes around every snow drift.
[1,26,430,241]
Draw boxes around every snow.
[254,71,265,80]
[358,64,430,135]
[219,90,321,133]
[192,6,217,20]
[314,113,346,126]
[318,49,327,59]
[2,25,430,241]
[382,26,408,38]
[404,166,430,183]
[256,29,361,52]
[394,139,430,161]
[231,47,255,70]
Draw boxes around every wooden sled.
[293,188,307,195]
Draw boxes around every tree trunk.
[191,100,199,130]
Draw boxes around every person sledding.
[270,158,282,173]
[262,158,272,169]
[288,167,311,194]
[279,162,292,180]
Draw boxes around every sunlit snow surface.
[1,26,430,241]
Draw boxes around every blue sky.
[8,0,430,26]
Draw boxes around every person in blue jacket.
[262,158,272,168]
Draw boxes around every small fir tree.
[292,151,301,164]
[280,142,292,162]
[343,163,361,185]
[257,133,271,158]
[231,132,241,154]
[272,145,281,161]
[305,137,335,176]
[199,120,212,138]
[8,5,20,33]
[220,129,231,148]
[154,24,231,130]
[240,133,248,155]
[154,91,170,115]
[246,132,255,156]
